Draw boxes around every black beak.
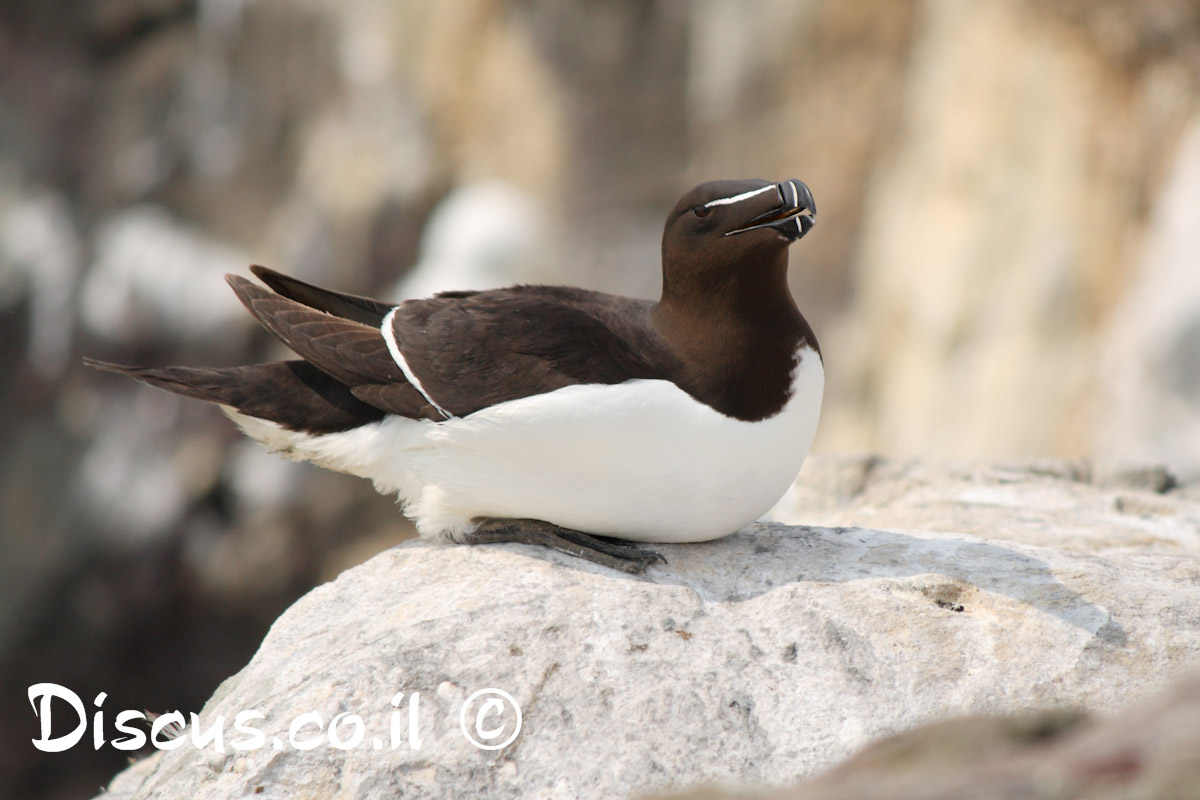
[726,179,816,241]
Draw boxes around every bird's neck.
[655,248,800,334]
[652,249,817,420]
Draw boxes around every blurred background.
[2,1,1199,797]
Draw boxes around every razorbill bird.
[86,179,822,572]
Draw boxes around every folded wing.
[90,269,682,433]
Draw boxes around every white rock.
[1098,111,1200,481]
[94,459,1200,800]
[76,391,197,546]
[770,456,1200,555]
[388,182,553,301]
[0,191,81,376]
[79,206,249,346]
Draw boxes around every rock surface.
[95,459,1200,800]
[770,455,1200,554]
[654,670,1200,800]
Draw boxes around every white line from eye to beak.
[382,307,455,420]
[703,184,776,208]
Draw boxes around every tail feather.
[84,266,437,431]
[84,358,385,434]
[249,265,395,325]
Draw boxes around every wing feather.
[388,287,680,417]
[225,275,439,420]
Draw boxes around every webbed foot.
[464,518,666,574]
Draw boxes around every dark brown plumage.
[82,359,386,433]
[88,178,820,433]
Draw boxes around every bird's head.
[659,178,816,300]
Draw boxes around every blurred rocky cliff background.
[1,1,1198,798]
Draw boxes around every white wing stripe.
[381,307,455,420]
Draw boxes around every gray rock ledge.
[96,459,1200,800]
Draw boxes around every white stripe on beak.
[703,184,776,208]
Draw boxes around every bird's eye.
[692,205,710,218]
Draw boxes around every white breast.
[227,346,824,544]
